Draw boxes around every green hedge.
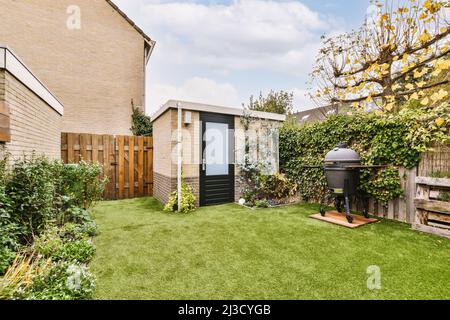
[280,105,450,204]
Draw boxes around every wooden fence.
[352,144,450,224]
[351,168,416,223]
[61,133,153,200]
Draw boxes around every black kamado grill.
[317,143,386,224]
[320,143,367,223]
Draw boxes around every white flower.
[238,199,246,205]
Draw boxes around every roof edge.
[0,45,64,115]
[106,1,155,45]
[151,100,287,123]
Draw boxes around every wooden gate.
[61,133,153,200]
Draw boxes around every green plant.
[247,90,294,115]
[255,199,270,208]
[0,251,52,299]
[359,167,404,205]
[280,106,450,204]
[33,226,64,258]
[23,261,96,300]
[52,240,95,264]
[57,162,107,210]
[430,171,450,179]
[33,226,95,263]
[6,156,58,241]
[260,173,298,201]
[164,181,196,214]
[131,100,153,136]
[60,222,97,239]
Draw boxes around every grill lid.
[324,143,360,163]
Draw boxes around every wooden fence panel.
[418,144,450,177]
[61,133,153,200]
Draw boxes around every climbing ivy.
[280,102,450,205]
[130,101,152,137]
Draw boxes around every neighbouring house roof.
[151,100,287,123]
[294,102,380,124]
[106,0,156,62]
[0,45,64,115]
[294,104,344,124]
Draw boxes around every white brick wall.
[0,70,62,161]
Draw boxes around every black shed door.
[200,112,235,206]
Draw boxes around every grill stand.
[320,178,370,224]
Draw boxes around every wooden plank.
[109,135,117,200]
[397,168,407,222]
[414,199,450,213]
[102,135,111,199]
[67,133,75,163]
[138,136,144,196]
[128,136,135,198]
[92,135,99,163]
[406,168,417,224]
[412,223,450,239]
[117,136,125,199]
[310,211,378,229]
[61,133,68,163]
[428,212,450,224]
[388,200,395,220]
[80,133,88,161]
[416,176,450,188]
[147,137,153,195]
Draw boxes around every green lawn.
[90,198,450,300]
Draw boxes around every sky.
[112,0,371,115]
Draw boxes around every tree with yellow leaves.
[310,0,450,112]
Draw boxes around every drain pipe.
[177,102,182,212]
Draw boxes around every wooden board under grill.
[310,211,379,229]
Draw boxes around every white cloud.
[138,0,337,75]
[148,77,241,113]
[292,88,316,112]
[112,0,345,113]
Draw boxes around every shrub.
[255,199,270,208]
[33,226,64,258]
[260,173,298,201]
[279,105,450,204]
[52,240,95,264]
[164,181,196,214]
[0,246,16,276]
[34,226,95,263]
[0,159,20,275]
[131,102,153,136]
[23,261,96,300]
[60,222,97,240]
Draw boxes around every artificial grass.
[90,198,450,300]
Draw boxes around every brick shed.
[0,46,63,162]
[151,100,285,207]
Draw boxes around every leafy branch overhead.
[310,0,450,111]
[246,90,294,115]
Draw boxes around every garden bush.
[56,161,107,210]
[22,261,96,300]
[238,160,297,207]
[6,156,58,241]
[164,181,196,214]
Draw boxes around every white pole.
[177,103,182,212]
